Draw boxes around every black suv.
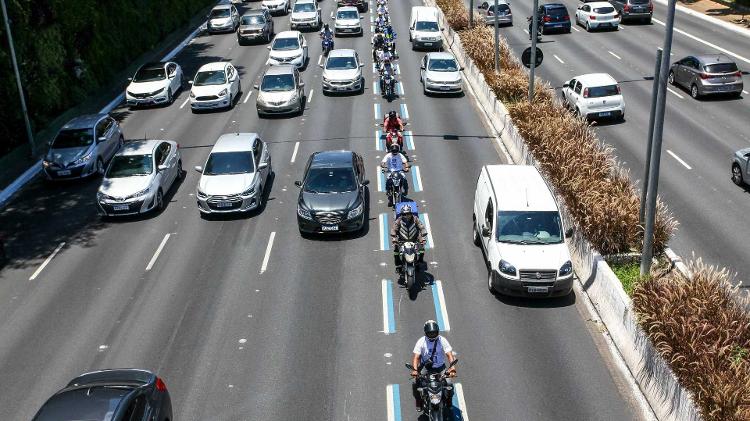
[609,0,652,23]
[32,369,172,421]
[296,150,369,235]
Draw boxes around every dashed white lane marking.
[243,91,254,104]
[376,166,384,191]
[29,242,65,280]
[317,54,323,66]
[260,231,276,274]
[179,97,190,109]
[308,89,314,103]
[744,90,749,95]
[432,280,451,331]
[667,149,692,169]
[523,28,529,35]
[146,234,171,271]
[608,51,622,60]
[386,384,401,421]
[667,87,684,99]
[571,26,580,32]
[653,18,750,65]
[412,165,423,192]
[422,213,435,249]
[553,54,565,64]
[290,141,300,163]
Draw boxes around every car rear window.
[704,62,739,73]
[588,84,619,98]
[547,6,567,16]
[593,6,615,13]
[630,0,650,4]
[241,15,265,25]
[33,386,134,421]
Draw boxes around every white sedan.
[575,1,620,31]
[126,61,183,107]
[267,31,308,69]
[189,62,242,111]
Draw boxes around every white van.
[472,165,574,297]
[409,6,443,50]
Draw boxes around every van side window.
[484,200,494,231]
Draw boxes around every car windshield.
[593,6,615,13]
[210,8,231,18]
[496,211,563,244]
[304,167,357,193]
[704,62,738,73]
[547,6,567,15]
[241,15,265,25]
[327,56,357,69]
[133,66,166,82]
[261,74,295,91]
[428,58,459,72]
[588,84,619,97]
[294,3,316,12]
[415,21,439,31]
[337,10,359,19]
[273,37,300,50]
[53,128,94,149]
[107,154,153,177]
[194,70,227,86]
[631,0,650,4]
[204,151,255,175]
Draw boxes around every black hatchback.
[296,150,369,235]
[32,369,172,421]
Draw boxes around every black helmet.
[324,23,330,30]
[389,110,397,119]
[389,143,400,154]
[424,320,439,339]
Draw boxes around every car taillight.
[734,71,742,77]
[563,14,569,19]
[648,2,653,11]
[623,4,630,11]
[543,16,551,22]
[156,377,167,392]
[614,12,620,18]
[176,143,180,149]
[583,87,589,98]
[589,15,596,20]
[700,73,710,79]
[488,10,493,15]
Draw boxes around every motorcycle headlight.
[429,393,442,405]
[499,259,517,277]
[126,187,151,200]
[196,189,207,199]
[218,88,228,97]
[347,202,363,219]
[559,260,573,277]
[73,152,93,166]
[298,207,313,220]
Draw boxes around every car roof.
[213,4,232,10]
[586,1,616,7]
[212,133,259,153]
[33,385,136,421]
[426,52,456,60]
[337,6,359,12]
[276,30,301,38]
[543,3,567,8]
[264,64,296,75]
[117,139,166,156]
[295,0,316,4]
[328,48,357,57]
[694,54,734,64]
[197,61,229,72]
[139,61,167,70]
[243,10,267,16]
[310,150,355,168]
[61,114,109,130]
[573,73,618,86]
[485,165,559,212]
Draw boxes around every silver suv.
[255,65,306,116]
[669,54,743,99]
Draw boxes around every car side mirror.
[253,84,259,90]
[294,180,302,188]
[127,77,133,81]
[194,165,203,173]
[97,136,107,143]
[319,63,324,68]
[188,80,194,85]
[481,225,491,237]
[565,228,574,238]
[460,66,465,71]
[362,179,370,186]
[258,162,268,169]
[441,27,445,31]
[562,83,569,88]
[360,63,364,67]
[267,45,272,50]
[158,164,168,172]
[330,12,335,19]
[360,16,364,19]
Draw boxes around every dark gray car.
[32,369,172,421]
[42,114,123,180]
[610,0,652,23]
[238,10,275,44]
[669,54,743,99]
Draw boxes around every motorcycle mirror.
[299,82,305,88]
[362,179,370,186]
[449,359,459,368]
[405,363,415,370]
[319,63,324,68]
[460,66,465,71]
[294,180,302,188]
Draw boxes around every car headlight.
[73,152,93,166]
[42,160,51,168]
[559,261,573,277]
[291,53,303,60]
[425,78,435,84]
[241,183,256,196]
[347,202,363,219]
[126,187,151,200]
[190,91,196,98]
[288,93,299,104]
[218,88,228,97]
[196,189,207,199]
[322,76,330,83]
[499,259,517,277]
[151,87,165,96]
[298,207,313,220]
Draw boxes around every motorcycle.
[527,17,542,42]
[384,38,397,58]
[385,128,404,153]
[381,72,396,100]
[382,157,408,207]
[322,37,334,56]
[406,359,459,421]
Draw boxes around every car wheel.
[155,189,164,212]
[167,87,174,104]
[118,135,124,150]
[574,106,581,117]
[488,271,496,294]
[585,21,591,32]
[732,164,744,186]
[267,31,272,43]
[668,71,675,85]
[691,84,700,99]
[472,218,481,246]
[95,158,105,176]
[178,159,185,179]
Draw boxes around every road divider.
[259,231,276,274]
[431,280,451,331]
[382,279,396,334]
[386,384,402,421]
[379,213,390,251]
[28,242,65,281]
[419,213,434,249]
[145,234,171,272]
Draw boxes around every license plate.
[600,22,611,27]
[321,225,339,231]
[527,286,549,293]
[599,111,612,117]
[423,42,433,46]
[217,201,233,208]
[440,86,451,90]
[112,204,129,211]
[57,170,71,176]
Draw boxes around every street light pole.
[639,48,663,225]
[493,0,500,72]
[1,0,36,157]
[641,0,677,277]
[529,0,538,102]
[469,0,474,28]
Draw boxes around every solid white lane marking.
[455,383,470,421]
[377,166,384,191]
[382,279,396,334]
[667,87,684,99]
[412,165,423,192]
[243,91,253,104]
[432,280,451,331]
[523,28,529,35]
[608,51,622,60]
[667,149,692,169]
[553,54,565,64]
[290,141,300,163]
[744,90,749,95]
[422,213,435,249]
[146,234,171,271]
[259,231,276,273]
[179,97,190,109]
[653,18,750,65]
[308,89,314,103]
[29,242,65,280]
[571,26,580,32]
[386,384,401,421]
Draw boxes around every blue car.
[536,3,571,34]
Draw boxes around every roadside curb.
[655,0,750,39]
[427,3,703,420]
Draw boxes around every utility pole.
[639,48,663,225]
[528,0,538,102]
[469,0,474,28]
[641,0,677,277]
[493,0,500,72]
[1,0,36,157]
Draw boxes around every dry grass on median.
[633,261,750,421]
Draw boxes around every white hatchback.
[189,62,242,111]
[561,73,624,121]
[126,62,183,107]
[420,52,464,95]
[575,1,620,31]
[267,31,309,69]
[332,7,363,36]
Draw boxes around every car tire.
[488,271,496,294]
[668,71,675,85]
[691,84,700,99]
[118,135,124,150]
[95,158,105,176]
[167,87,173,104]
[178,159,185,179]
[156,189,164,212]
[585,21,591,32]
[645,17,652,24]
[732,164,744,186]
[574,106,581,117]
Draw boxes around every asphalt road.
[478,0,750,286]
[0,0,643,419]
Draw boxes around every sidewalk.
[678,0,750,30]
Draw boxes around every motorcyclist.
[379,57,396,94]
[381,143,409,183]
[411,320,457,413]
[383,24,397,53]
[319,23,334,49]
[372,28,386,61]
[376,4,389,17]
[383,110,404,132]
[390,204,426,274]
[527,16,541,40]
